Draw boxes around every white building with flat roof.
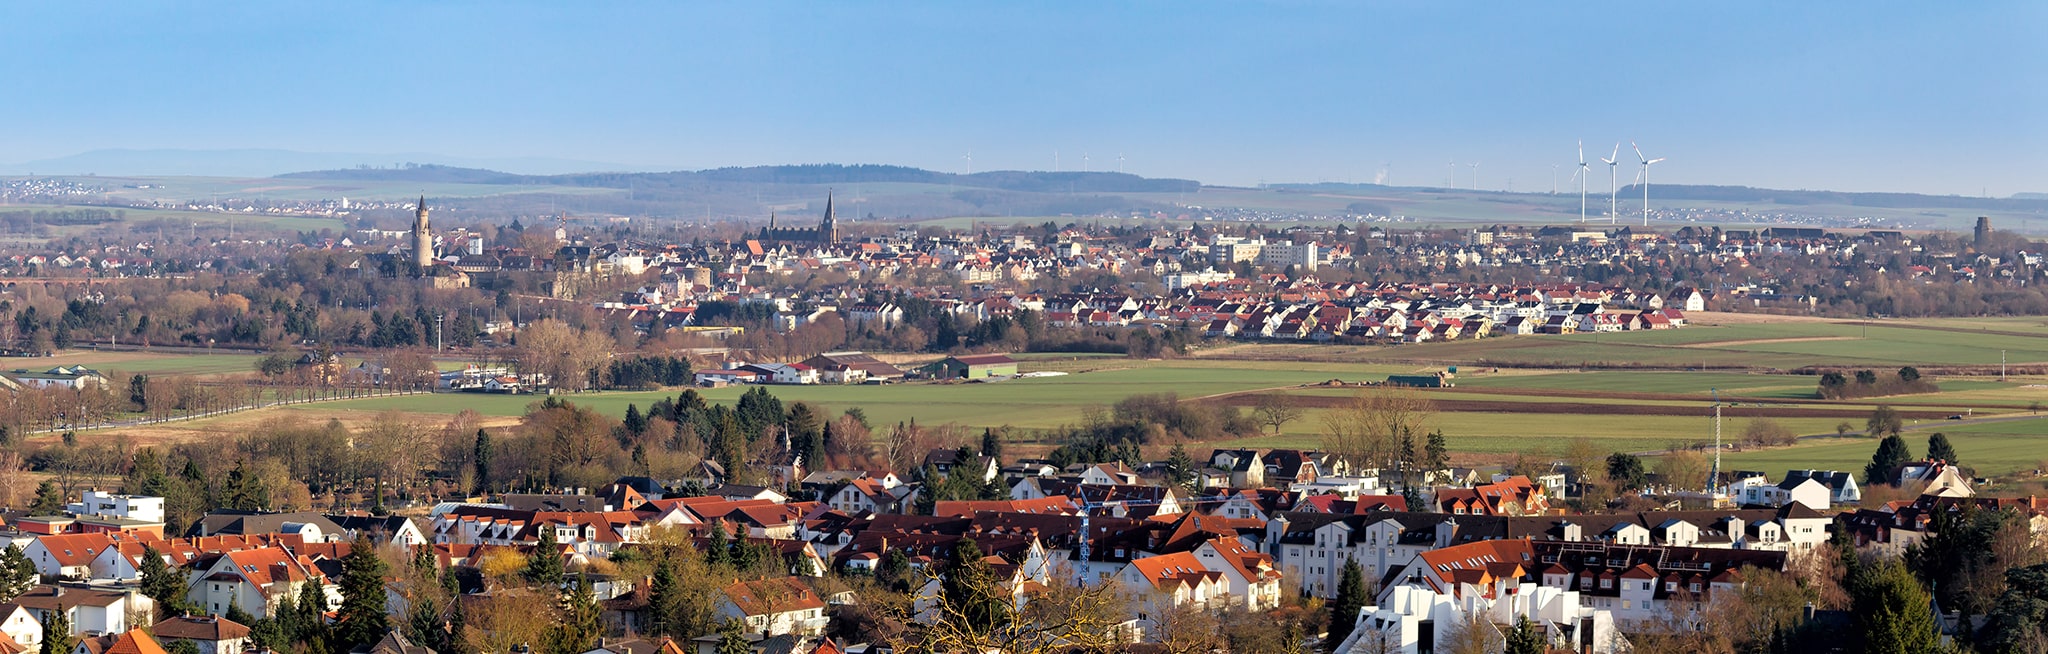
[66,491,165,523]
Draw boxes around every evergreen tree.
[1165,444,1197,494]
[705,524,731,568]
[256,591,297,651]
[223,460,269,511]
[137,545,190,616]
[1605,453,1648,491]
[27,481,63,515]
[623,404,647,436]
[878,549,913,593]
[715,619,752,654]
[443,590,470,654]
[1423,430,1450,475]
[526,527,565,587]
[40,608,73,654]
[472,429,493,495]
[1865,434,1913,485]
[1504,616,1544,654]
[225,601,260,631]
[295,577,331,644]
[1850,559,1938,654]
[404,594,445,654]
[0,546,34,602]
[542,576,602,654]
[1925,432,1958,466]
[1326,560,1367,653]
[335,538,391,649]
[938,538,1008,638]
[646,557,683,638]
[979,428,1003,461]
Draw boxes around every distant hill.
[0,149,652,177]
[1615,184,2048,212]
[280,163,1202,194]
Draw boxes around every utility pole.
[436,314,445,353]
[2002,350,2008,382]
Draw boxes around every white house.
[0,602,41,649]
[65,492,165,524]
[185,547,332,618]
[15,586,151,637]
[716,577,828,637]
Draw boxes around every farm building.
[924,354,1018,379]
[1384,372,1453,388]
[800,351,907,384]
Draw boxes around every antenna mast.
[1710,388,1722,493]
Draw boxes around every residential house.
[0,602,40,651]
[716,577,828,637]
[185,547,330,618]
[15,586,150,637]
[149,616,249,654]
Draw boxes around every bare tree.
[1321,388,1435,471]
[1436,610,1503,654]
[1254,394,1305,435]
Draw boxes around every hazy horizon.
[4,2,2042,196]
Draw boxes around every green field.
[29,350,264,377]
[309,361,1415,430]
[1220,318,2048,369]
[1713,416,2048,477]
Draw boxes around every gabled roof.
[721,577,825,617]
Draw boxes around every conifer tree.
[335,537,391,649]
[1326,560,1367,653]
[1925,432,1958,466]
[40,608,73,654]
[0,546,32,601]
[137,545,189,616]
[1865,434,1913,485]
[525,527,564,587]
[27,481,63,516]
[472,429,493,495]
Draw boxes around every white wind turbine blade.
[1632,141,1647,164]
[1648,157,1667,165]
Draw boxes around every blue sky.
[3,2,2042,195]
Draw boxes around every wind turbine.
[1468,162,1481,191]
[1575,141,1591,223]
[962,150,973,175]
[1632,141,1666,227]
[1601,143,1621,223]
[1550,164,1559,195]
[1117,153,1125,173]
[1447,160,1457,189]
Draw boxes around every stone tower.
[413,196,434,269]
[1975,216,1992,248]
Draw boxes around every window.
[1600,578,1611,589]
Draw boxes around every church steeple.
[821,191,836,242]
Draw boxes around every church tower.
[820,192,837,243]
[413,196,434,270]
